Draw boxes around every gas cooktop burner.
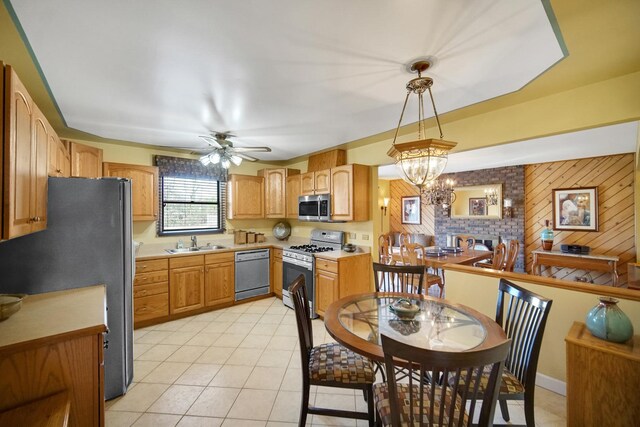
[288,244,335,253]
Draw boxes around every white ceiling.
[11,0,564,160]
[378,121,639,179]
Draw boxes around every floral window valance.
[154,155,228,181]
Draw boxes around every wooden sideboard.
[565,322,639,426]
[531,250,619,286]
[0,285,107,426]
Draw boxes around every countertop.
[0,285,107,354]
[136,237,370,261]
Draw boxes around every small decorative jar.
[541,220,554,250]
[585,296,634,343]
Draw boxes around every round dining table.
[324,292,508,362]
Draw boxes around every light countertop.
[0,285,107,354]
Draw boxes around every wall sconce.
[380,197,390,228]
[503,198,513,218]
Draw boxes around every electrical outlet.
[362,234,370,241]
[349,232,357,239]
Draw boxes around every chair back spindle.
[503,240,520,272]
[373,262,425,294]
[491,243,507,270]
[290,275,314,368]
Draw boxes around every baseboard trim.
[536,373,566,396]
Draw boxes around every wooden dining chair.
[289,275,376,426]
[503,240,520,272]
[373,262,426,294]
[474,242,506,270]
[374,333,511,426]
[378,233,393,263]
[399,243,444,297]
[456,235,476,250]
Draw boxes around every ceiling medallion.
[387,59,457,191]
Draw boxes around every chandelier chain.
[392,90,412,146]
[427,86,444,139]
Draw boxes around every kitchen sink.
[165,245,226,254]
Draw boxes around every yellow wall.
[445,269,640,384]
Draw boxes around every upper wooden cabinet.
[227,174,264,219]
[300,169,330,196]
[3,65,48,239]
[68,141,103,178]
[330,164,371,222]
[103,162,159,221]
[286,174,301,218]
[259,168,300,218]
[47,126,70,178]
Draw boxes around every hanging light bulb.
[221,158,231,169]
[200,154,211,166]
[210,152,221,164]
[230,155,243,166]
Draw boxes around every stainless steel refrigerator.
[0,177,134,400]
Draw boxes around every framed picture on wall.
[401,196,421,224]
[469,198,487,216]
[552,187,598,231]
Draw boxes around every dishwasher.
[235,249,271,301]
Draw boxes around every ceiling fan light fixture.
[200,154,211,166]
[230,155,243,166]
[388,59,457,191]
[221,158,231,169]
[210,152,221,164]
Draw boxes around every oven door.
[282,258,317,318]
[298,196,319,221]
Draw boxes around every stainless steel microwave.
[298,194,330,221]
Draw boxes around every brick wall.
[434,165,526,272]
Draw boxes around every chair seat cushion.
[309,343,375,385]
[449,365,525,396]
[373,382,467,426]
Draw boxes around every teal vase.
[541,220,554,250]
[585,297,634,343]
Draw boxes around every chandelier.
[485,188,499,206]
[423,178,456,208]
[387,59,457,191]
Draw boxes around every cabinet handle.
[140,265,147,269]
[56,168,62,173]
[205,267,210,272]
[201,268,204,273]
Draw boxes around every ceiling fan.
[198,132,271,168]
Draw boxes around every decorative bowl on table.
[425,248,446,257]
[389,298,420,319]
[0,294,26,321]
[442,247,462,253]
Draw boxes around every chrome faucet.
[191,235,198,248]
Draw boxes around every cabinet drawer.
[136,258,168,273]
[205,252,235,264]
[134,282,168,298]
[316,257,338,273]
[170,255,204,269]
[134,293,168,322]
[134,271,168,286]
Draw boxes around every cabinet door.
[330,165,353,221]
[70,142,103,178]
[204,261,235,307]
[300,172,315,195]
[31,105,49,233]
[315,269,339,317]
[170,266,205,314]
[103,163,159,221]
[285,175,301,218]
[314,169,331,194]
[272,254,283,298]
[264,169,286,218]
[4,66,35,239]
[48,132,61,177]
[228,175,264,219]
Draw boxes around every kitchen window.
[159,176,224,235]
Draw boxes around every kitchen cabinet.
[3,65,48,239]
[134,258,169,326]
[259,168,300,218]
[300,169,330,196]
[227,174,265,219]
[204,252,235,307]
[68,141,103,178]
[47,126,70,177]
[103,162,159,221]
[314,253,371,318]
[272,248,283,297]
[286,174,301,218]
[330,164,370,221]
[169,255,205,315]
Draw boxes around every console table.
[531,250,619,286]
[566,322,639,426]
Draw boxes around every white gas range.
[281,229,345,318]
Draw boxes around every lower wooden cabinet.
[204,252,235,307]
[315,253,371,318]
[134,259,169,326]
[169,257,205,315]
[272,248,283,298]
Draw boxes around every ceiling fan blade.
[199,135,223,148]
[229,146,272,153]
[234,152,260,162]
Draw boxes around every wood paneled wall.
[389,179,435,237]
[524,153,635,286]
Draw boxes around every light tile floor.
[106,297,567,426]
